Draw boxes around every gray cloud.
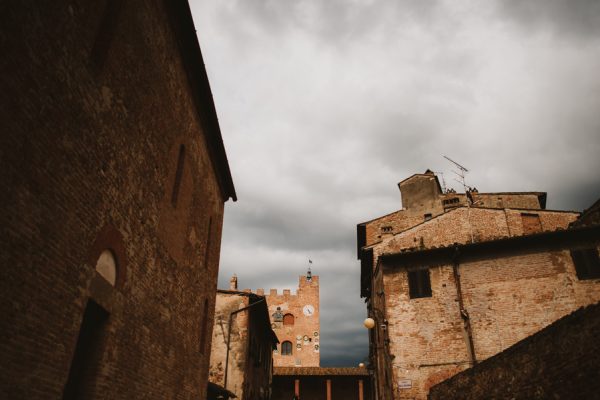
[496,0,600,39]
[192,0,600,365]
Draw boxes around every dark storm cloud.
[497,0,600,39]
[213,0,440,44]
[192,0,600,366]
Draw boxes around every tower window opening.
[281,341,292,356]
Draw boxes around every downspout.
[224,297,266,391]
[452,244,477,366]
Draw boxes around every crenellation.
[241,272,321,368]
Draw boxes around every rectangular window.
[408,269,432,298]
[571,248,600,280]
[521,213,542,234]
[424,213,432,221]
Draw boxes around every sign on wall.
[398,379,412,390]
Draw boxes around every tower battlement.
[230,271,320,367]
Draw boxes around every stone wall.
[0,1,233,399]
[428,301,600,400]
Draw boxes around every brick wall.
[380,244,600,399]
[210,294,251,399]
[263,275,321,367]
[429,301,600,400]
[377,207,577,258]
[0,1,232,399]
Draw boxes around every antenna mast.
[443,155,469,193]
[443,155,475,243]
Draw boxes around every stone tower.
[260,270,320,367]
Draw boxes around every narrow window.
[199,299,209,353]
[283,313,295,326]
[63,300,109,400]
[521,213,542,234]
[90,0,123,69]
[281,341,292,356]
[571,248,600,280]
[204,217,212,270]
[424,213,432,221]
[408,268,432,299]
[171,144,185,207]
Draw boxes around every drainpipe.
[224,297,266,391]
[452,244,477,366]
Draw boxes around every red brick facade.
[264,273,321,368]
[0,1,235,399]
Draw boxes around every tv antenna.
[443,155,470,193]
[443,155,475,243]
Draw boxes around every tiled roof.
[274,367,369,376]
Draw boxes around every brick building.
[253,270,321,368]
[208,290,278,400]
[357,171,600,399]
[272,367,371,400]
[0,1,235,399]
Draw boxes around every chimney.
[229,274,238,290]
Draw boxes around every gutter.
[452,245,477,366]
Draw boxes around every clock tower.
[262,269,320,367]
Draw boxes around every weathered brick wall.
[262,275,321,367]
[363,185,548,251]
[428,301,600,400]
[377,208,577,257]
[381,245,600,399]
[210,294,250,399]
[0,1,230,399]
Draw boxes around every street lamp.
[363,317,375,329]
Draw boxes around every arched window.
[281,341,292,356]
[283,313,294,326]
[95,249,117,286]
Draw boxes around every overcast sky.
[190,0,600,366]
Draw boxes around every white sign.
[398,379,412,390]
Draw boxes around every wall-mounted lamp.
[364,317,388,330]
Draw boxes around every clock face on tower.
[303,304,315,316]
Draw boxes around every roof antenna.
[443,155,475,243]
[443,155,470,193]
